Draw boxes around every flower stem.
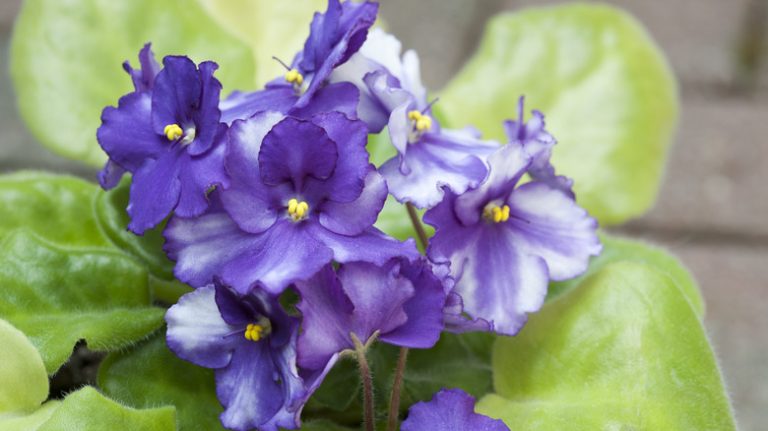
[352,333,375,431]
[387,347,409,431]
[405,203,429,250]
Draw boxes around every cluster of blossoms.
[97,1,601,430]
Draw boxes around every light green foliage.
[481,262,735,430]
[549,234,704,316]
[10,0,255,166]
[0,231,165,373]
[36,387,175,431]
[0,319,174,431]
[99,333,226,431]
[440,4,679,224]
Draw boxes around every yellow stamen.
[164,124,183,141]
[244,323,264,342]
[285,69,304,85]
[287,198,310,221]
[415,115,432,132]
[407,110,422,121]
[483,204,511,223]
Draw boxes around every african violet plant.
[1,0,736,430]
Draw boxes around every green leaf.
[549,234,704,316]
[99,333,225,431]
[481,261,735,430]
[0,172,112,248]
[10,0,255,167]
[0,231,165,374]
[0,318,49,414]
[37,386,175,431]
[194,0,326,87]
[439,4,679,224]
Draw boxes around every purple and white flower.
[294,258,447,371]
[401,388,510,431]
[97,54,229,234]
[424,143,601,335]
[166,284,328,431]
[219,0,378,124]
[164,111,418,295]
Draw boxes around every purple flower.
[219,0,378,124]
[164,111,418,295]
[294,258,447,371]
[504,96,573,195]
[424,143,601,335]
[166,284,327,431]
[401,388,510,431]
[97,54,229,234]
[330,29,500,208]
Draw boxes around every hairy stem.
[387,347,410,431]
[405,202,429,250]
[352,333,375,431]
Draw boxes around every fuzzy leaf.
[0,231,165,374]
[0,318,49,414]
[482,261,735,430]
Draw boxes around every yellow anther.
[244,323,264,342]
[287,198,310,221]
[415,115,432,132]
[483,204,511,223]
[285,69,304,85]
[408,110,422,121]
[164,124,183,141]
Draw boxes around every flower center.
[244,318,272,342]
[285,68,305,94]
[287,198,310,222]
[482,203,510,223]
[163,123,196,146]
[407,110,432,143]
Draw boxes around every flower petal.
[505,181,601,280]
[319,169,387,236]
[308,224,419,266]
[151,56,202,134]
[402,388,510,431]
[187,60,223,155]
[165,285,239,369]
[175,128,229,218]
[97,91,164,172]
[127,149,182,234]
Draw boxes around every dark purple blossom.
[401,388,510,431]
[97,54,229,234]
[219,0,377,124]
[424,143,601,335]
[164,111,418,295]
[504,96,573,195]
[294,258,447,371]
[166,284,328,431]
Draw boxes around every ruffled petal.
[165,285,239,369]
[175,127,229,218]
[259,117,339,189]
[308,224,419,266]
[319,169,386,236]
[187,60,223,155]
[216,340,303,431]
[295,265,355,371]
[402,388,510,431]
[219,87,296,125]
[127,149,182,234]
[505,181,601,280]
[289,82,359,120]
[122,43,161,92]
[97,159,127,190]
[97,91,164,172]
[151,56,202,134]
[380,129,498,209]
[221,112,286,234]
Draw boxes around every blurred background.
[1,0,766,429]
